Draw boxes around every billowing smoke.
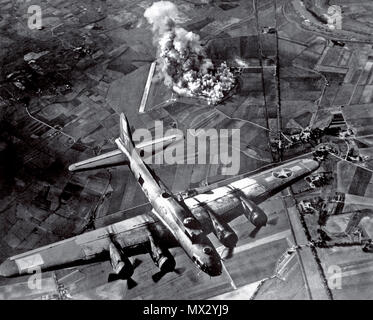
[144,1,236,105]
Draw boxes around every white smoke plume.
[144,1,236,105]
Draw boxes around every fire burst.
[144,1,236,105]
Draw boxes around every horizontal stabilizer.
[69,113,184,173]
[69,149,128,172]
[69,133,183,172]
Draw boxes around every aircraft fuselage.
[115,138,222,276]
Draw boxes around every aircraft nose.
[0,259,19,277]
[207,259,222,277]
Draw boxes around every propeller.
[248,215,278,238]
[152,271,164,283]
[219,246,234,260]
[219,218,278,257]
[107,255,142,290]
[249,226,262,238]
[132,258,142,269]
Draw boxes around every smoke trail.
[144,1,236,105]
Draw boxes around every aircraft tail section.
[69,113,134,172]
[69,113,183,172]
[117,113,135,158]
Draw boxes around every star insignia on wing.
[273,168,293,179]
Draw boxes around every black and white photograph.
[0,0,372,303]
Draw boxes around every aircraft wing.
[0,213,163,277]
[184,158,319,223]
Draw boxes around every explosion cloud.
[144,1,236,105]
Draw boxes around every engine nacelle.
[209,211,238,248]
[109,242,134,278]
[240,197,268,228]
[148,236,176,273]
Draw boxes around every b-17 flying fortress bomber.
[1,0,373,301]
[0,114,319,282]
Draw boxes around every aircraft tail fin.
[69,113,184,172]
[118,113,135,156]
